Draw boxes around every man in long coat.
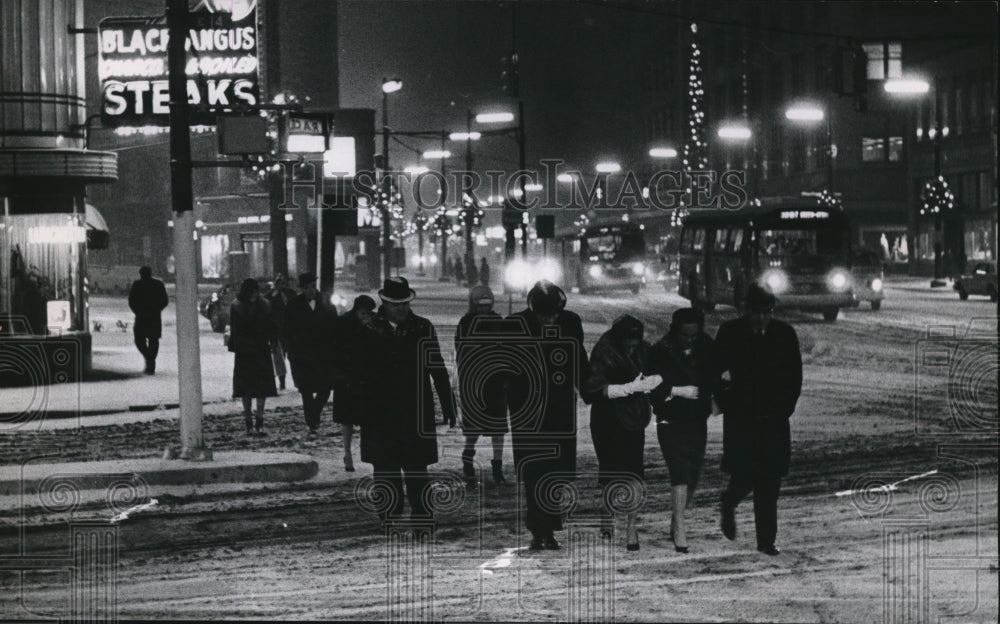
[507,280,588,551]
[127,266,169,374]
[284,272,337,436]
[712,283,802,556]
[360,277,456,529]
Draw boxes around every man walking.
[359,277,456,531]
[284,272,337,437]
[507,280,588,550]
[713,283,802,556]
[127,266,168,375]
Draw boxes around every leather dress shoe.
[528,534,545,551]
[543,535,561,550]
[720,504,737,540]
[757,544,781,556]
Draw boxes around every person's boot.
[244,414,254,435]
[278,375,285,391]
[255,415,265,435]
[491,460,507,485]
[461,448,476,485]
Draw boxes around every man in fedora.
[712,283,802,556]
[506,280,588,551]
[284,272,338,437]
[359,276,456,530]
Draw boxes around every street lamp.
[717,122,758,197]
[785,103,835,194]
[885,76,949,286]
[380,77,403,282]
[477,108,527,259]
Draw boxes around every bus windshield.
[583,229,645,263]
[758,227,847,259]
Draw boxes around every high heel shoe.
[626,540,640,552]
[674,545,689,554]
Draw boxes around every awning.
[85,203,110,250]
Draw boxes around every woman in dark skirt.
[584,315,662,551]
[332,295,377,472]
[455,286,509,486]
[649,307,717,553]
[229,278,277,435]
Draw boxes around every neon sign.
[98,0,259,126]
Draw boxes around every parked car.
[850,247,885,311]
[199,277,273,333]
[955,260,998,301]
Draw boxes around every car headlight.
[870,278,883,292]
[588,264,603,278]
[760,269,788,294]
[504,258,532,290]
[631,262,645,276]
[827,269,850,292]
[537,257,563,283]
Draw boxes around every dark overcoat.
[712,316,802,476]
[228,298,277,398]
[454,311,508,435]
[648,332,716,424]
[583,333,653,431]
[283,293,337,391]
[505,309,588,477]
[331,312,372,425]
[358,310,456,467]
[128,277,168,338]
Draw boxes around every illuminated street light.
[404,165,428,174]
[476,111,515,123]
[449,131,481,141]
[557,173,575,183]
[717,125,752,140]
[884,77,930,95]
[382,78,403,94]
[525,182,543,192]
[595,162,621,173]
[423,149,451,159]
[785,105,825,121]
[649,147,678,158]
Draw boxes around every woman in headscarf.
[648,307,717,553]
[584,314,662,551]
[229,278,277,434]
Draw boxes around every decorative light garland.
[682,22,708,193]
[920,176,955,215]
[816,190,842,210]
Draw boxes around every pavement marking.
[480,546,528,575]
[834,469,939,497]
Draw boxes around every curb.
[0,451,319,496]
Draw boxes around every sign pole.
[167,0,209,461]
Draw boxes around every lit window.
[863,43,885,80]
[886,42,902,79]
[863,41,902,80]
[888,137,903,162]
[862,137,886,162]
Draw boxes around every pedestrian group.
[222,269,802,555]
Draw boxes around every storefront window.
[1,212,87,335]
[200,233,229,279]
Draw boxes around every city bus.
[555,220,648,294]
[677,197,854,321]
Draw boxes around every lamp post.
[380,78,402,282]
[476,109,526,259]
[785,103,834,194]
[885,77,950,286]
[716,122,758,198]
[424,138,452,281]
[449,111,483,285]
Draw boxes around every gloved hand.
[632,374,663,393]
[670,385,699,400]
[606,384,631,399]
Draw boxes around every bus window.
[692,228,705,251]
[729,228,743,253]
[760,228,847,258]
[712,229,729,253]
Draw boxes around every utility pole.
[380,80,392,283]
[166,0,209,461]
[464,109,474,285]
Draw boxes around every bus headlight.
[505,258,532,290]
[870,277,884,292]
[631,262,645,275]
[760,269,789,294]
[588,264,603,278]
[827,269,850,292]
[537,257,563,283]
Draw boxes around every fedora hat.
[297,272,317,288]
[378,276,416,303]
[746,283,778,308]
